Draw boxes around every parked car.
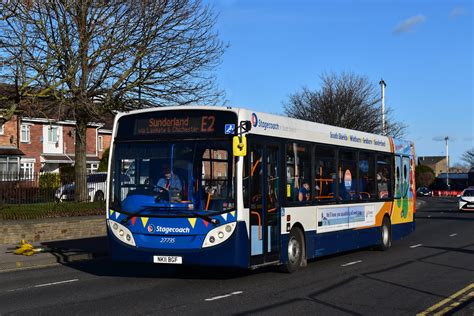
[55,172,108,202]
[416,186,432,197]
[458,187,474,211]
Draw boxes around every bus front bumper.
[108,221,249,268]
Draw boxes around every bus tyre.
[379,217,392,251]
[281,227,304,273]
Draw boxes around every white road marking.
[341,260,362,267]
[449,233,458,237]
[410,244,423,248]
[7,279,79,292]
[205,291,243,301]
[34,279,79,288]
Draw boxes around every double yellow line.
[417,283,474,315]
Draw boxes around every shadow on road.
[415,215,474,222]
[40,236,109,263]
[63,257,261,280]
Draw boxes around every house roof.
[437,173,468,180]
[0,147,25,156]
[0,83,115,129]
[41,154,100,164]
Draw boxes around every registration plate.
[153,255,182,264]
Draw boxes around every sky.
[207,0,473,166]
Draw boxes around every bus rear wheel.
[378,217,392,251]
[281,227,304,273]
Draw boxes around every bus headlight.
[202,222,236,248]
[108,220,136,246]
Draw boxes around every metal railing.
[0,172,108,205]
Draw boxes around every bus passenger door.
[248,141,280,266]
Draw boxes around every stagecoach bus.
[106,106,415,272]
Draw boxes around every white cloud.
[449,6,468,19]
[393,14,426,35]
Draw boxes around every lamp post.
[379,79,386,135]
[445,136,449,189]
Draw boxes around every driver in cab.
[155,165,182,197]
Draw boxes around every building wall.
[18,123,43,173]
[62,125,75,155]
[86,127,97,155]
[98,133,112,159]
[0,116,18,147]
[0,216,106,244]
[42,124,63,154]
[433,160,447,177]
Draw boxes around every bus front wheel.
[281,227,304,273]
[379,217,392,251]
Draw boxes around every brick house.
[0,114,112,178]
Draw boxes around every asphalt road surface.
[1,198,473,315]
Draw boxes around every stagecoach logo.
[251,113,258,127]
[147,224,155,233]
[251,112,280,131]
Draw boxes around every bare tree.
[461,148,474,167]
[284,72,406,138]
[0,0,225,201]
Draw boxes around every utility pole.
[445,136,449,189]
[379,79,386,135]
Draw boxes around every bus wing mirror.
[233,135,247,157]
[244,121,252,132]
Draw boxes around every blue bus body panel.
[280,222,415,263]
[109,221,249,268]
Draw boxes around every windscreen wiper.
[120,206,173,224]
[191,212,220,226]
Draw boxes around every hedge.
[0,201,105,220]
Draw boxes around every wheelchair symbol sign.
[224,124,235,135]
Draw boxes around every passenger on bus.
[298,181,311,202]
[377,167,389,198]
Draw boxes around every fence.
[0,172,108,205]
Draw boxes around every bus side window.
[314,146,336,203]
[359,152,375,200]
[377,155,392,199]
[338,150,357,201]
[286,142,311,203]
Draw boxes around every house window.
[48,126,59,143]
[20,162,34,180]
[98,136,104,151]
[0,122,4,135]
[20,124,30,143]
[0,157,19,180]
[87,163,99,174]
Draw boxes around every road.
[1,198,473,315]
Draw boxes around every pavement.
[0,236,108,272]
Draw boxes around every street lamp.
[445,136,449,189]
[379,79,386,135]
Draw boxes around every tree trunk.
[74,116,88,202]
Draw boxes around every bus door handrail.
[250,211,262,240]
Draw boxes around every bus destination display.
[135,115,216,135]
